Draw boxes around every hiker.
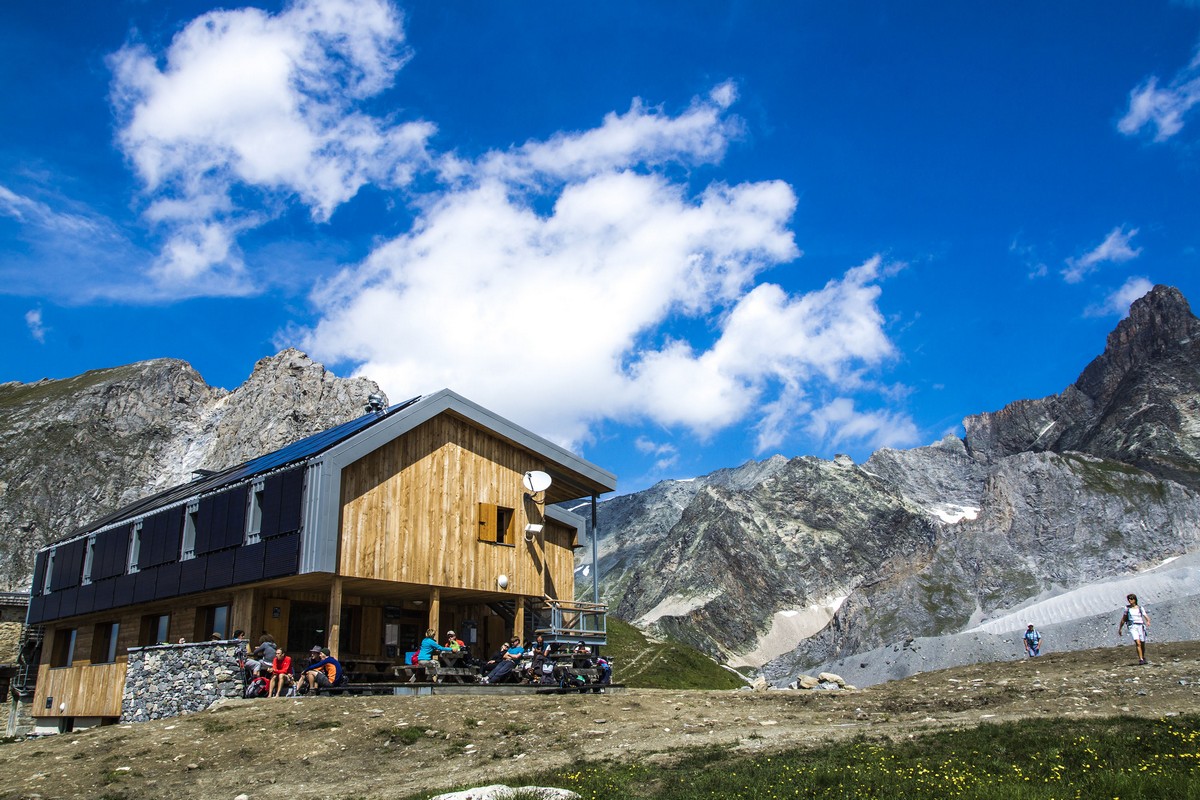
[418,628,453,667]
[1023,624,1042,657]
[481,637,524,684]
[1118,593,1151,664]
[297,646,345,694]
[245,632,277,676]
[268,648,294,697]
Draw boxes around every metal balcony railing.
[535,599,607,646]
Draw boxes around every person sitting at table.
[267,648,293,698]
[444,630,465,652]
[481,636,524,684]
[418,628,452,669]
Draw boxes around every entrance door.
[287,602,327,654]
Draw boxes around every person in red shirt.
[267,648,294,697]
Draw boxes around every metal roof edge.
[324,389,617,493]
[544,504,586,530]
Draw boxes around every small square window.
[478,503,515,545]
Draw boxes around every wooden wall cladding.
[338,414,580,597]
[34,661,126,718]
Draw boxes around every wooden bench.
[393,663,479,683]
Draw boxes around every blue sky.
[3,1,1199,494]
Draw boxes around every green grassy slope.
[604,617,746,690]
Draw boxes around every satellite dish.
[522,471,553,494]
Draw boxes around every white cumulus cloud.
[1062,226,1141,284]
[805,397,920,452]
[109,0,434,296]
[298,89,909,454]
[25,308,46,343]
[1085,276,1155,318]
[1119,46,1200,142]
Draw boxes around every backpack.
[244,678,268,698]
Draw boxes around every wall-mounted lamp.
[497,574,509,589]
[524,523,544,542]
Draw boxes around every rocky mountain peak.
[0,350,382,590]
[1075,284,1200,401]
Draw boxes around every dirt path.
[0,641,1197,800]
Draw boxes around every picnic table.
[393,650,478,683]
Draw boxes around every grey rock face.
[0,349,382,590]
[590,285,1200,685]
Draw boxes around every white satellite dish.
[522,471,553,494]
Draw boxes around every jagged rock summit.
[0,349,382,590]
[593,285,1200,685]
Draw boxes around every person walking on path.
[1023,624,1042,657]
[1118,593,1151,664]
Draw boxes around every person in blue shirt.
[1023,624,1042,657]
[418,628,452,666]
[297,646,344,693]
[482,636,524,684]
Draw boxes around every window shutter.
[478,502,498,542]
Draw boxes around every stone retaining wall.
[121,641,243,723]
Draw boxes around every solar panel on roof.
[52,396,422,544]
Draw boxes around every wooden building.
[25,390,616,728]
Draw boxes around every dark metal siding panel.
[263,533,301,578]
[223,488,247,549]
[74,583,96,616]
[41,591,60,621]
[279,468,304,534]
[233,542,266,584]
[204,549,235,591]
[94,527,128,580]
[140,506,183,568]
[56,587,78,618]
[179,558,207,595]
[133,569,158,603]
[154,563,181,600]
[259,474,282,538]
[138,514,164,571]
[49,540,86,592]
[92,578,115,613]
[27,595,45,624]
[30,551,47,596]
[162,506,184,563]
[111,574,136,608]
[195,494,217,555]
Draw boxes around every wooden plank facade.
[27,390,616,727]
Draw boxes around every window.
[478,503,514,545]
[180,502,199,560]
[90,622,120,664]
[198,604,231,640]
[81,536,96,586]
[245,481,264,544]
[42,549,56,595]
[127,521,143,574]
[50,628,76,668]
[139,613,170,646]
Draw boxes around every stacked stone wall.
[121,641,243,723]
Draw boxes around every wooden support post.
[327,576,343,658]
[427,587,441,636]
[514,600,525,644]
[232,588,256,640]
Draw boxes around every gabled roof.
[57,396,422,542]
[56,389,616,545]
